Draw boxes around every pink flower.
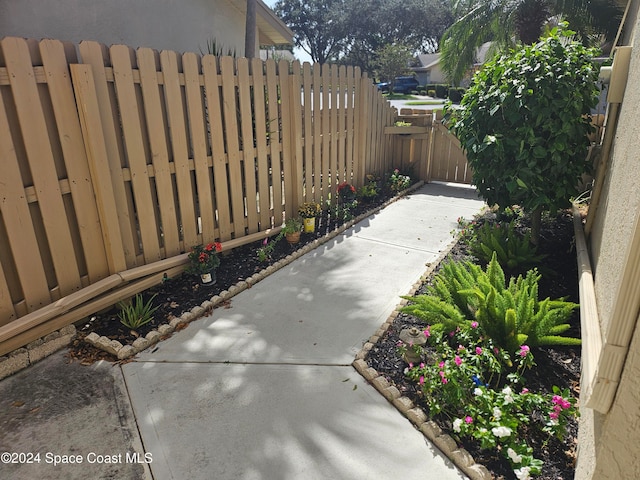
[438,361,445,369]
[521,388,529,394]
[519,345,530,357]
[465,416,473,424]
[471,321,479,329]
[475,347,483,355]
[424,327,431,338]
[549,411,559,420]
[419,376,425,385]
[454,355,462,366]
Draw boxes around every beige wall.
[0,0,246,54]
[578,2,640,478]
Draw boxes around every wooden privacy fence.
[0,36,401,355]
[386,108,472,185]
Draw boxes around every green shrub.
[448,87,465,103]
[469,220,545,275]
[402,253,579,355]
[427,89,436,97]
[435,84,449,98]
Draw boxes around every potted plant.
[187,242,222,285]
[298,202,321,233]
[282,217,303,244]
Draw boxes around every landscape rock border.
[84,181,427,360]
[0,324,76,380]
[352,237,492,480]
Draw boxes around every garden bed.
[361,209,580,480]
[67,183,419,363]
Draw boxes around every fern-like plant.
[401,253,580,355]
[469,220,545,275]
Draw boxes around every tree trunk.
[530,206,543,246]
[244,0,257,58]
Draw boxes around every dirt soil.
[365,210,581,480]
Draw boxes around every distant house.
[0,0,293,55]
[411,53,446,85]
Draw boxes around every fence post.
[288,60,304,215]
[70,64,127,274]
[355,76,370,184]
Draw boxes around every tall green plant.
[469,220,545,275]
[445,24,600,244]
[401,253,580,354]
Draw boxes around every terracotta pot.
[285,231,301,245]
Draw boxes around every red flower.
[199,252,209,263]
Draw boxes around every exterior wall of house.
[0,0,246,55]
[577,3,640,478]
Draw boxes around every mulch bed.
[365,210,580,480]
[66,193,398,364]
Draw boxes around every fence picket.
[250,58,273,230]
[236,58,260,234]
[265,60,283,223]
[202,55,233,241]
[137,48,181,258]
[160,49,200,250]
[183,52,217,242]
[301,63,313,202]
[110,45,162,263]
[79,41,138,267]
[39,40,110,284]
[2,37,81,297]
[0,92,50,314]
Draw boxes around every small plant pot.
[200,271,217,285]
[285,231,301,245]
[303,217,315,233]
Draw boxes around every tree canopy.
[444,24,600,243]
[440,0,623,85]
[273,0,452,72]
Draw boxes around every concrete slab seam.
[82,182,427,360]
[352,233,492,480]
[0,325,76,380]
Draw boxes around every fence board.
[346,66,355,186]
[321,64,331,203]
[0,92,50,314]
[251,58,272,229]
[236,58,260,234]
[137,48,181,257]
[220,56,246,237]
[2,37,81,297]
[39,40,109,284]
[160,50,200,250]
[202,55,233,240]
[301,63,313,202]
[312,65,323,202]
[290,61,304,211]
[184,52,217,242]
[111,45,162,263]
[79,41,138,267]
[265,59,283,223]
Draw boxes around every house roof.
[228,0,294,45]
[413,53,440,71]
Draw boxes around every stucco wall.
[579,3,640,478]
[0,0,246,55]
[589,20,640,338]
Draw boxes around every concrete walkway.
[0,183,485,480]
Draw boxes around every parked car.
[376,81,390,93]
[392,76,419,94]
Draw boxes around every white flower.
[493,406,502,420]
[507,448,522,463]
[502,386,514,404]
[474,388,483,396]
[453,418,463,433]
[514,466,531,480]
[491,426,512,438]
